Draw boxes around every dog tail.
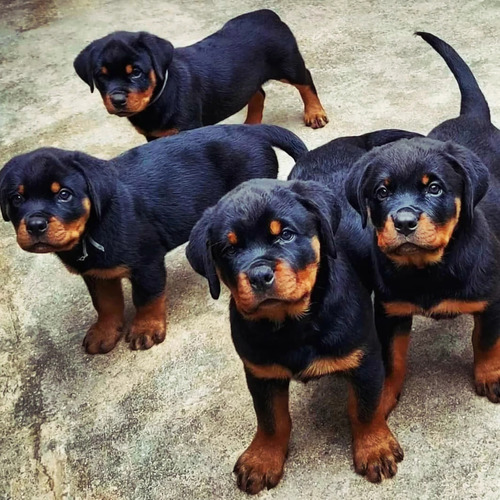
[416,31,490,121]
[250,125,308,160]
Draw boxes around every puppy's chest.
[382,297,488,319]
[238,321,364,382]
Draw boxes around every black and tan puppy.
[0,124,306,355]
[346,32,500,407]
[74,9,328,141]
[187,178,404,493]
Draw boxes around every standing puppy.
[187,179,404,493]
[0,124,306,355]
[346,33,500,407]
[74,9,328,141]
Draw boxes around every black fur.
[186,178,403,492]
[74,9,328,141]
[0,124,306,354]
[345,32,500,404]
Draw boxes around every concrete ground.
[0,0,499,498]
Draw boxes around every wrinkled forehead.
[3,152,80,191]
[211,186,314,238]
[369,147,462,188]
[99,39,142,68]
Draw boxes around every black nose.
[247,265,275,292]
[393,209,420,236]
[26,215,48,236]
[110,91,127,108]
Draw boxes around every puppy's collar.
[147,69,169,108]
[78,234,105,262]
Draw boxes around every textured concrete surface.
[1,1,499,499]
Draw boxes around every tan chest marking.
[383,300,488,317]
[243,348,364,380]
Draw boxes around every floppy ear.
[443,141,489,225]
[71,152,112,220]
[345,155,373,228]
[186,207,221,300]
[74,43,96,93]
[290,180,340,259]
[0,159,19,222]
[136,32,174,81]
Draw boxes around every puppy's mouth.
[22,239,80,254]
[242,293,311,314]
[390,242,440,255]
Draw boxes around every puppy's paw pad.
[83,323,122,354]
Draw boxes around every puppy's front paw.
[304,108,329,129]
[126,319,166,350]
[83,322,122,354]
[233,444,286,495]
[475,371,500,403]
[353,428,404,483]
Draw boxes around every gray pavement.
[0,1,499,499]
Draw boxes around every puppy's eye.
[131,68,142,79]
[427,182,442,196]
[375,186,389,201]
[11,194,24,207]
[279,229,295,242]
[57,189,73,202]
[223,245,237,257]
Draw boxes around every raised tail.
[416,31,490,120]
[249,124,308,160]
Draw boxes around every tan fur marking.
[234,388,290,494]
[18,185,24,195]
[472,317,500,402]
[299,349,364,378]
[422,174,430,185]
[227,231,238,245]
[83,266,131,280]
[16,198,91,253]
[231,236,320,322]
[292,84,328,128]
[101,66,108,75]
[83,277,124,354]
[378,199,461,268]
[147,128,180,138]
[383,178,390,187]
[383,300,488,317]
[244,90,265,124]
[380,334,410,417]
[242,359,292,379]
[348,386,403,482]
[51,182,61,193]
[125,64,133,75]
[269,220,281,236]
[127,290,168,349]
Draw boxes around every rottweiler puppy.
[345,32,500,408]
[0,124,306,355]
[187,178,404,493]
[74,9,328,142]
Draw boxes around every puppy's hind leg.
[244,88,266,124]
[280,61,328,129]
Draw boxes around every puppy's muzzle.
[26,214,48,237]
[393,208,420,236]
[247,264,275,292]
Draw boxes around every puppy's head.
[74,31,173,116]
[186,179,340,322]
[346,137,489,267]
[0,148,107,253]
